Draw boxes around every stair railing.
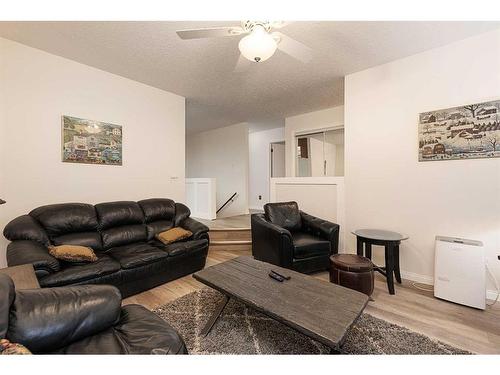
[216,192,238,214]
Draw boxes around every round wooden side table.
[352,229,408,295]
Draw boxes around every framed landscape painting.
[418,99,500,161]
[62,115,122,165]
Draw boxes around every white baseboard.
[487,289,499,301]
[401,270,434,285]
[401,270,498,302]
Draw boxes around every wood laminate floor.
[123,249,500,354]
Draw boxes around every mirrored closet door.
[295,128,344,177]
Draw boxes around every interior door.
[271,142,286,177]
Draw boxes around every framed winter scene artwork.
[418,99,500,161]
[62,115,123,165]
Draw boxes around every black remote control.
[269,272,285,282]
[271,270,291,280]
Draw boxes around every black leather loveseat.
[251,201,339,274]
[0,274,187,354]
[3,198,209,297]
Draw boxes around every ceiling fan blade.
[273,32,313,63]
[234,54,252,73]
[176,26,245,40]
[269,21,292,29]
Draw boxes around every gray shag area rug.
[153,288,470,355]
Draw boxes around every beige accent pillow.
[156,227,193,245]
[48,245,98,263]
[0,339,32,355]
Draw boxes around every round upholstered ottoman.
[329,254,374,296]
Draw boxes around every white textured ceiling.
[0,21,498,133]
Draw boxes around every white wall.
[344,29,500,293]
[248,127,285,210]
[0,38,186,267]
[285,106,344,176]
[186,122,249,218]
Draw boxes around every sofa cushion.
[106,242,169,269]
[51,232,103,251]
[137,199,176,240]
[39,254,120,287]
[101,225,147,249]
[292,232,330,259]
[95,201,145,230]
[138,198,176,223]
[53,304,187,354]
[29,204,98,238]
[144,221,174,241]
[161,239,208,257]
[264,201,302,232]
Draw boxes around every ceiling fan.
[176,21,312,71]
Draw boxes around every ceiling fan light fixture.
[238,25,277,63]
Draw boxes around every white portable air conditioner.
[434,236,485,309]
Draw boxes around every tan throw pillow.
[0,339,32,355]
[156,227,193,245]
[48,245,98,263]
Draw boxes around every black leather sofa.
[0,274,187,354]
[251,201,339,274]
[3,198,209,297]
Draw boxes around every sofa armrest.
[173,203,191,227]
[6,240,60,277]
[179,217,209,241]
[3,214,50,246]
[7,284,122,353]
[251,214,294,268]
[300,211,340,254]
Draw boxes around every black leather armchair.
[251,201,339,274]
[0,274,187,354]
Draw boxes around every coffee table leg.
[393,244,401,284]
[385,245,395,295]
[201,294,230,337]
[356,237,364,256]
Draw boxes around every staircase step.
[210,240,251,245]
[209,228,251,242]
[209,240,252,252]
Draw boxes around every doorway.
[270,141,286,178]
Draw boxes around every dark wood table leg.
[356,237,364,256]
[384,245,395,295]
[200,294,229,337]
[365,243,372,260]
[393,243,401,284]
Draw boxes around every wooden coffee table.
[0,264,40,290]
[193,256,369,353]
